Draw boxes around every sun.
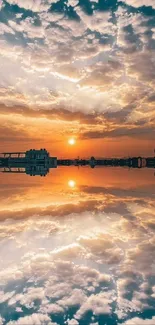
[68,180,76,188]
[68,138,76,145]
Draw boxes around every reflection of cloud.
[0,161,154,315]
[0,291,15,304]
[125,237,155,274]
[120,316,155,324]
[78,233,123,264]
[0,199,100,221]
[81,185,155,199]
[0,316,4,325]
[0,189,155,323]
[75,291,114,319]
[7,313,54,325]
[67,319,79,325]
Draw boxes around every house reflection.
[0,149,155,177]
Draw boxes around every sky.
[0,0,155,156]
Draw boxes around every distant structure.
[0,149,155,176]
[0,149,57,176]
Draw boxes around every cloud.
[15,307,23,313]
[10,287,45,309]
[67,0,79,7]
[8,18,45,39]
[39,303,64,314]
[0,316,4,325]
[0,2,155,324]
[120,316,155,324]
[0,191,155,323]
[78,233,123,264]
[81,125,155,140]
[0,22,14,35]
[67,319,79,325]
[119,0,155,9]
[58,288,87,308]
[52,243,85,260]
[75,291,114,319]
[0,124,41,143]
[0,0,4,10]
[80,60,124,91]
[5,0,58,12]
[0,2,154,140]
[0,291,15,304]
[0,199,100,222]
[6,313,54,325]
[125,237,155,274]
[75,7,115,35]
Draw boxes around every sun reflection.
[68,180,76,188]
[68,138,76,145]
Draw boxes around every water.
[0,167,155,325]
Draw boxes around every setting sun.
[68,138,76,145]
[68,180,76,188]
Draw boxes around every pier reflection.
[1,149,155,177]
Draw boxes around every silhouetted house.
[25,165,49,177]
[25,149,49,160]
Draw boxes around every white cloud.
[75,7,115,35]
[119,0,155,9]
[120,316,155,325]
[52,243,85,259]
[5,0,58,12]
[67,319,79,325]
[0,290,15,304]
[67,0,79,7]
[0,197,155,323]
[45,282,72,300]
[58,288,87,308]
[75,292,113,319]
[8,18,45,39]
[19,287,45,308]
[0,316,4,325]
[15,13,23,18]
[40,303,64,314]
[15,307,23,313]
[0,0,4,10]
[78,232,123,264]
[7,313,52,325]
[0,1,154,129]
[0,22,14,35]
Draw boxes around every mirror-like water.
[0,167,155,325]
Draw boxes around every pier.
[0,149,155,176]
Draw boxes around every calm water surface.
[0,167,155,325]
